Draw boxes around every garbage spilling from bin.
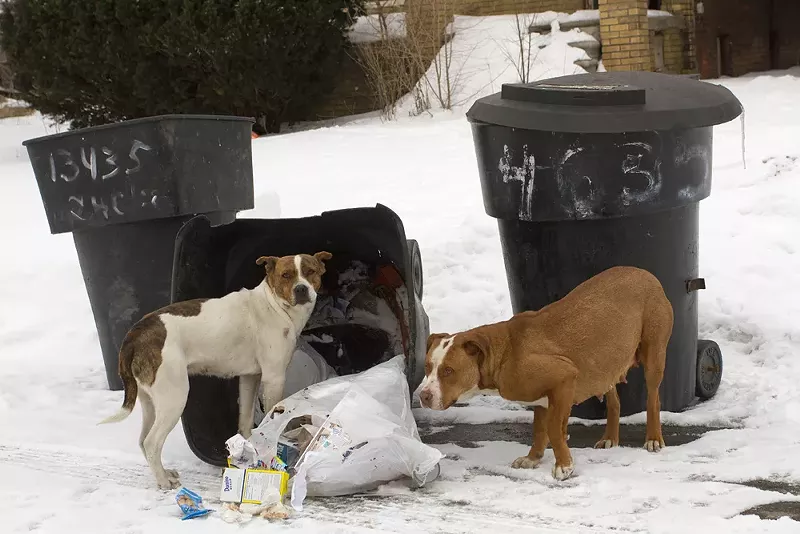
[225,355,443,512]
[299,261,410,377]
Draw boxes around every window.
[649,0,662,9]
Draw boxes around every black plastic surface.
[695,339,723,400]
[23,114,254,234]
[171,205,430,466]
[468,87,732,416]
[467,71,743,133]
[471,123,713,222]
[498,204,700,418]
[22,114,254,390]
[73,212,235,390]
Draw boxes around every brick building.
[695,0,800,78]
[320,0,800,119]
[405,0,800,77]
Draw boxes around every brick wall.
[445,0,584,17]
[695,0,771,78]
[650,28,683,73]
[662,0,696,72]
[599,0,652,71]
[406,0,584,40]
[772,0,800,70]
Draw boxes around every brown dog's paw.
[594,438,618,449]
[511,456,542,469]
[552,463,575,481]
[644,439,665,452]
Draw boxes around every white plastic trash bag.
[282,338,338,398]
[248,355,443,510]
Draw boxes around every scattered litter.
[248,355,443,511]
[175,487,212,520]
[221,499,291,523]
[278,423,318,466]
[305,296,349,330]
[259,501,291,519]
[219,467,289,505]
[225,434,267,469]
[220,503,253,524]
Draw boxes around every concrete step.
[574,58,599,73]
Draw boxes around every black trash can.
[169,204,429,466]
[466,72,742,418]
[23,115,255,390]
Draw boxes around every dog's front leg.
[512,405,549,469]
[534,355,578,481]
[548,381,576,481]
[259,373,286,418]
[238,374,261,438]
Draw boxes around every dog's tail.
[98,339,138,425]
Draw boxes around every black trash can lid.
[466,71,743,133]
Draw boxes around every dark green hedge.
[0,0,363,131]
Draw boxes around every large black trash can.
[23,115,255,390]
[168,204,429,466]
[466,72,742,418]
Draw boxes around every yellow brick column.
[599,0,652,72]
[662,0,697,73]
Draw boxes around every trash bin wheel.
[695,339,723,400]
[407,239,424,301]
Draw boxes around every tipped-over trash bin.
[466,71,742,418]
[23,115,255,390]
[170,204,429,466]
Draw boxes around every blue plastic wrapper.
[175,487,212,520]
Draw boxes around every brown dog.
[418,266,673,480]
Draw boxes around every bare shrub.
[500,13,539,84]
[354,0,464,118]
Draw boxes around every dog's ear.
[256,256,279,273]
[426,333,449,353]
[461,331,490,364]
[314,251,333,263]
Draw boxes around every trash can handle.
[686,278,706,293]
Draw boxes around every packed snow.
[1,8,800,533]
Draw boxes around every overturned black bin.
[23,115,255,390]
[172,204,429,466]
[467,71,743,418]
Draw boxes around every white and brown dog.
[418,266,673,481]
[99,252,332,490]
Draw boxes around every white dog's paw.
[644,439,665,452]
[511,456,542,469]
[157,471,181,490]
[552,463,575,481]
[594,439,617,449]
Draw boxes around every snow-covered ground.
[2,11,800,534]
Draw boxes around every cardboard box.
[220,467,289,504]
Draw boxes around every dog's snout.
[293,284,310,303]
[419,389,433,408]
